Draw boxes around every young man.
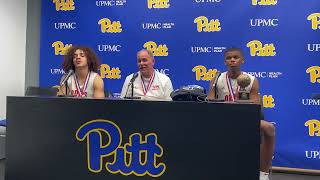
[120,49,173,101]
[207,48,275,180]
[57,46,105,98]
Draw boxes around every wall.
[0,0,27,119]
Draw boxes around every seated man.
[120,49,173,101]
[57,46,105,98]
[207,48,275,180]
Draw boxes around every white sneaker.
[259,171,269,180]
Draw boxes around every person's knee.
[261,121,275,138]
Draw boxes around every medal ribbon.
[74,72,91,97]
[226,73,240,101]
[141,71,155,96]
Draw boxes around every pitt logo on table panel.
[147,0,170,9]
[307,13,320,30]
[192,65,218,81]
[76,120,166,177]
[143,41,168,57]
[305,119,320,137]
[246,40,276,56]
[98,18,122,33]
[306,66,320,83]
[262,95,275,108]
[52,41,72,55]
[53,0,75,11]
[194,16,221,32]
[252,0,277,6]
[100,64,121,79]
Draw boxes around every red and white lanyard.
[226,73,240,102]
[141,72,155,96]
[74,72,91,97]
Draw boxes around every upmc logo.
[307,44,320,52]
[250,19,278,27]
[307,13,320,30]
[246,40,276,56]
[252,0,277,6]
[194,0,222,3]
[96,0,127,7]
[194,16,221,32]
[246,71,282,79]
[53,0,75,11]
[98,18,122,33]
[306,66,320,83]
[142,23,175,30]
[143,41,168,57]
[54,22,77,30]
[98,44,121,52]
[147,0,170,9]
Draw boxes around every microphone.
[124,72,141,99]
[130,72,139,84]
[212,70,221,88]
[212,70,221,99]
[60,69,74,85]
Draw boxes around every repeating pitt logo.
[194,16,221,33]
[76,119,166,177]
[262,95,275,108]
[246,40,276,56]
[305,119,320,137]
[143,41,168,57]
[192,65,217,81]
[307,13,320,30]
[100,64,121,79]
[306,66,320,83]
[147,0,170,9]
[52,41,72,55]
[53,0,75,11]
[252,0,277,6]
[98,18,122,33]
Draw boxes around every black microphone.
[124,73,141,99]
[212,70,221,99]
[130,72,139,84]
[60,69,74,85]
[212,70,221,88]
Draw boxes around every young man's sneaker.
[259,171,269,180]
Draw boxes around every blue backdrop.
[40,0,320,171]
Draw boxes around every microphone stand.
[124,73,141,99]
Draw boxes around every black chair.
[25,86,58,97]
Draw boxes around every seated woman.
[57,46,105,98]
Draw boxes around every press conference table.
[6,96,260,180]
